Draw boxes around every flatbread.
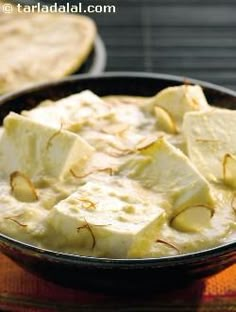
[0,7,96,93]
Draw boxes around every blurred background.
[87,0,236,90]
[14,0,236,90]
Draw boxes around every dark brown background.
[86,0,236,90]
[24,0,236,90]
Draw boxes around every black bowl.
[0,73,235,294]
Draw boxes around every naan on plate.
[0,5,96,93]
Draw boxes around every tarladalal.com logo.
[1,2,14,13]
[1,2,117,14]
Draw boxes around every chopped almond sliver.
[222,153,236,188]
[70,167,115,179]
[10,171,38,202]
[154,106,178,134]
[231,194,236,213]
[136,134,160,151]
[102,124,129,135]
[171,205,213,233]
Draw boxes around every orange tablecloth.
[0,253,235,312]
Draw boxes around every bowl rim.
[0,231,235,266]
[1,71,236,103]
[0,72,235,266]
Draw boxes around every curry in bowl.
[0,84,235,259]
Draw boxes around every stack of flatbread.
[0,2,96,94]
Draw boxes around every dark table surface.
[85,0,236,91]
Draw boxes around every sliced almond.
[231,193,236,214]
[102,123,129,135]
[154,106,178,134]
[171,205,213,233]
[10,171,38,202]
[136,134,159,151]
[70,167,115,179]
[222,153,236,188]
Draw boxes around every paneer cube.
[22,90,112,130]
[0,112,94,179]
[150,85,209,131]
[47,179,165,258]
[120,137,214,215]
[183,109,236,187]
